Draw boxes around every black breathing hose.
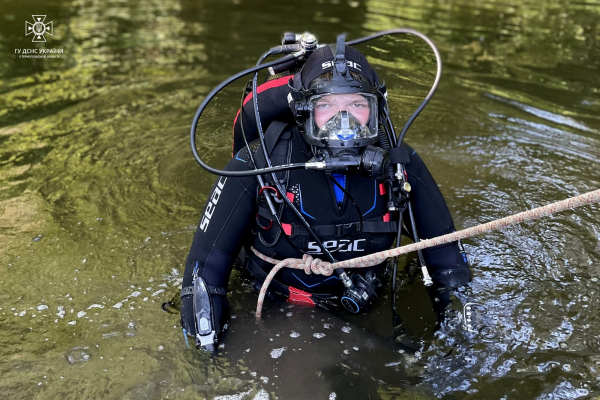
[250,52,346,277]
[348,28,442,147]
[238,80,286,248]
[190,28,441,176]
[350,29,442,311]
[190,53,307,177]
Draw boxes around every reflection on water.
[0,0,599,398]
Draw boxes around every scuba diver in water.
[181,32,472,351]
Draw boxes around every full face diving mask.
[305,93,378,148]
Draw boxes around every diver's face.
[314,94,370,128]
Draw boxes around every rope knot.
[300,254,333,276]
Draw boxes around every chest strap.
[285,221,398,237]
[258,206,397,237]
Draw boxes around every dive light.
[193,276,216,350]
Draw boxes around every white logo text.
[199,177,227,232]
[321,60,361,71]
[307,239,366,254]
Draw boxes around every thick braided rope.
[252,188,600,319]
[252,253,335,318]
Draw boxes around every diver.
[180,34,471,351]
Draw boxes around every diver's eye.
[351,102,368,108]
[315,103,331,109]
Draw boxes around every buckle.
[334,223,356,237]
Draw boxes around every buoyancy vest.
[237,121,397,294]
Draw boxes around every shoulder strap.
[254,122,293,243]
[253,121,292,169]
[265,121,291,156]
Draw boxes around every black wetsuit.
[180,77,471,336]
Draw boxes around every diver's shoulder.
[231,139,261,167]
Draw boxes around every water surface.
[1,0,599,398]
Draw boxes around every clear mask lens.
[306,93,378,146]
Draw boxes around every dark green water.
[1,0,599,398]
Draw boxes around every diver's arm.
[402,145,471,327]
[180,155,257,347]
[232,76,295,155]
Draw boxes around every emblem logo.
[26,15,53,43]
[199,177,227,232]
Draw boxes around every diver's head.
[294,36,381,149]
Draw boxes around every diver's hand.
[426,265,471,331]
[429,265,471,290]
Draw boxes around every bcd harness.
[253,120,399,242]
[246,120,402,309]
[181,121,411,309]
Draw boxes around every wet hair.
[314,70,367,82]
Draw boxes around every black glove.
[392,311,421,353]
[426,265,471,330]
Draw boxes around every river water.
[1,0,599,399]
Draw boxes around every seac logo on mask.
[199,177,227,232]
[321,60,361,71]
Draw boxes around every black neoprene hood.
[299,45,378,89]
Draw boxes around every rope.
[252,188,600,318]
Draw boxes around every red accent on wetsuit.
[383,213,390,222]
[287,287,316,307]
[286,192,295,202]
[282,223,292,236]
[231,76,292,152]
[379,183,386,195]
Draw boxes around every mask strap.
[334,33,353,82]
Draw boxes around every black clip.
[335,223,356,237]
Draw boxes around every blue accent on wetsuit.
[332,174,376,216]
[235,150,246,163]
[298,184,316,219]
[292,272,340,288]
[362,180,377,216]
[332,174,346,204]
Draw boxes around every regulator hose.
[250,51,347,280]
[190,28,442,175]
[190,53,307,177]
[348,28,442,146]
